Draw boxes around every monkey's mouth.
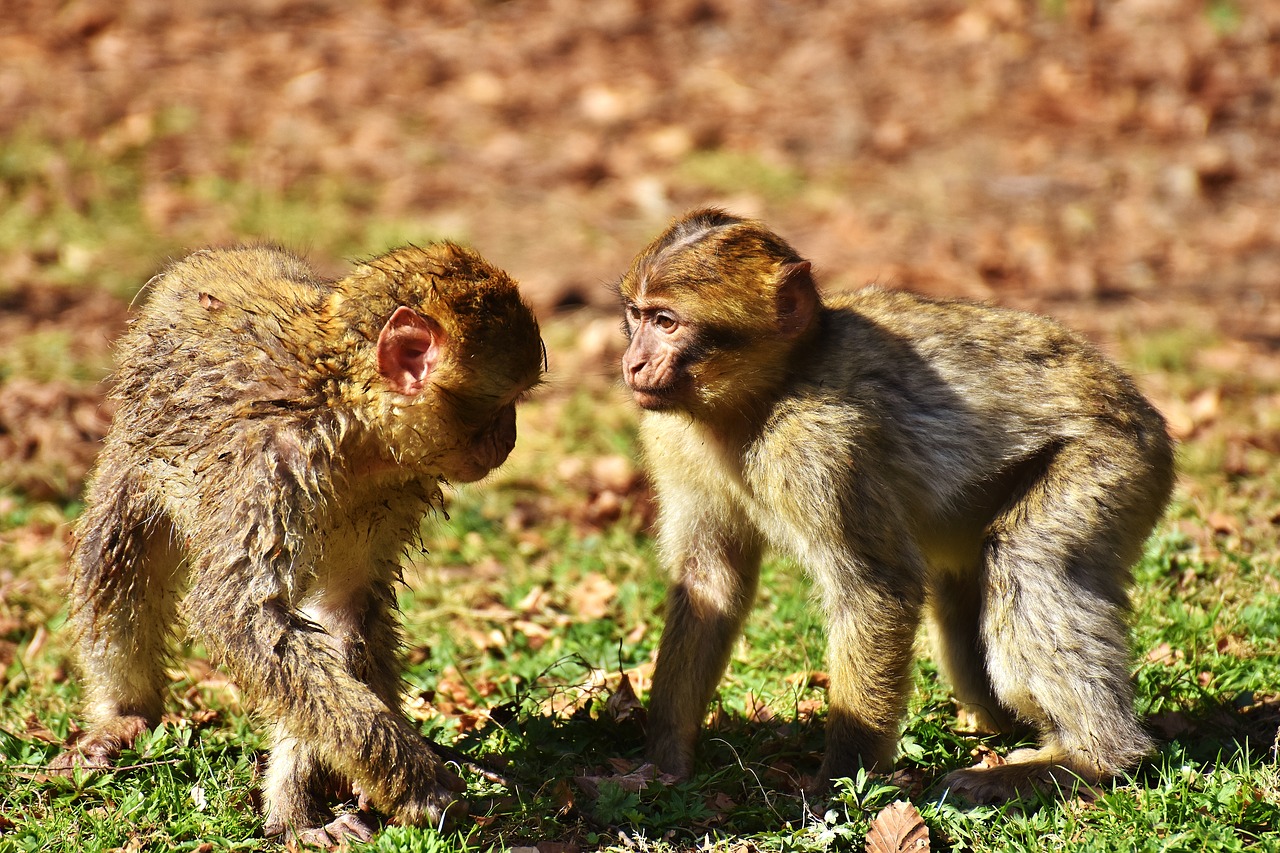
[629,384,682,411]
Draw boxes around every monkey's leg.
[819,574,924,782]
[943,440,1162,803]
[187,583,463,832]
[928,571,1017,734]
[262,574,443,843]
[52,471,182,772]
[646,533,763,779]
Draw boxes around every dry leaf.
[23,714,62,745]
[745,693,774,723]
[784,670,830,690]
[604,673,645,723]
[1145,642,1184,666]
[575,762,659,796]
[865,800,930,853]
[969,744,1005,769]
[706,791,737,813]
[568,572,617,620]
[1206,512,1239,537]
[1149,710,1195,739]
[552,779,575,815]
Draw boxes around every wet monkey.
[618,209,1173,802]
[52,244,544,844]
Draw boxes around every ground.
[0,1,1278,851]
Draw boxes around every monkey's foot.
[941,749,1104,804]
[47,715,152,775]
[272,813,377,850]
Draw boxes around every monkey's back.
[794,287,1172,514]
[94,247,351,514]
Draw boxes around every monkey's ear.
[377,306,444,395]
[775,261,818,337]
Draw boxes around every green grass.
[2,388,1279,851]
[0,180,1277,850]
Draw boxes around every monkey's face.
[618,210,820,418]
[620,299,698,411]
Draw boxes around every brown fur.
[51,244,543,844]
[619,209,1174,803]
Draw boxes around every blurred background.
[0,0,1276,539]
[1,4,1278,846]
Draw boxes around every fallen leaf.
[604,673,645,724]
[706,791,737,813]
[1149,710,1195,739]
[865,800,930,853]
[552,779,575,815]
[970,744,1005,769]
[1207,512,1238,537]
[784,670,830,690]
[568,572,617,620]
[745,693,774,723]
[1145,642,1184,666]
[23,714,61,744]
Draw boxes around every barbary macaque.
[618,209,1173,803]
[51,244,544,844]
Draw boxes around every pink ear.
[776,261,818,337]
[377,306,443,395]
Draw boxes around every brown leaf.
[706,791,737,813]
[784,670,830,690]
[552,779,575,815]
[1149,710,1195,739]
[24,714,61,745]
[568,572,617,620]
[604,673,645,724]
[970,744,1005,769]
[606,757,636,775]
[574,762,659,796]
[745,693,774,723]
[1145,642,1184,666]
[865,801,930,853]
[1206,512,1238,537]
[537,843,579,853]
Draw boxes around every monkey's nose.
[623,354,646,380]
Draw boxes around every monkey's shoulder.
[819,287,1119,381]
[136,246,332,333]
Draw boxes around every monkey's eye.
[626,304,642,324]
[653,312,678,332]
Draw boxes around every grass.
[2,361,1279,852]
[0,161,1277,851]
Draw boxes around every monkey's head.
[337,243,544,482]
[618,209,820,418]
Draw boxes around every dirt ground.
[0,0,1277,502]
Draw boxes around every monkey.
[617,209,1174,804]
[49,243,544,845]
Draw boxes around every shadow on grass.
[456,702,834,843]
[1146,691,1280,765]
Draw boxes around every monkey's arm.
[180,438,461,830]
[755,403,930,781]
[644,441,764,778]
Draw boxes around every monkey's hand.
[273,812,377,850]
[47,714,152,775]
[383,755,468,831]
